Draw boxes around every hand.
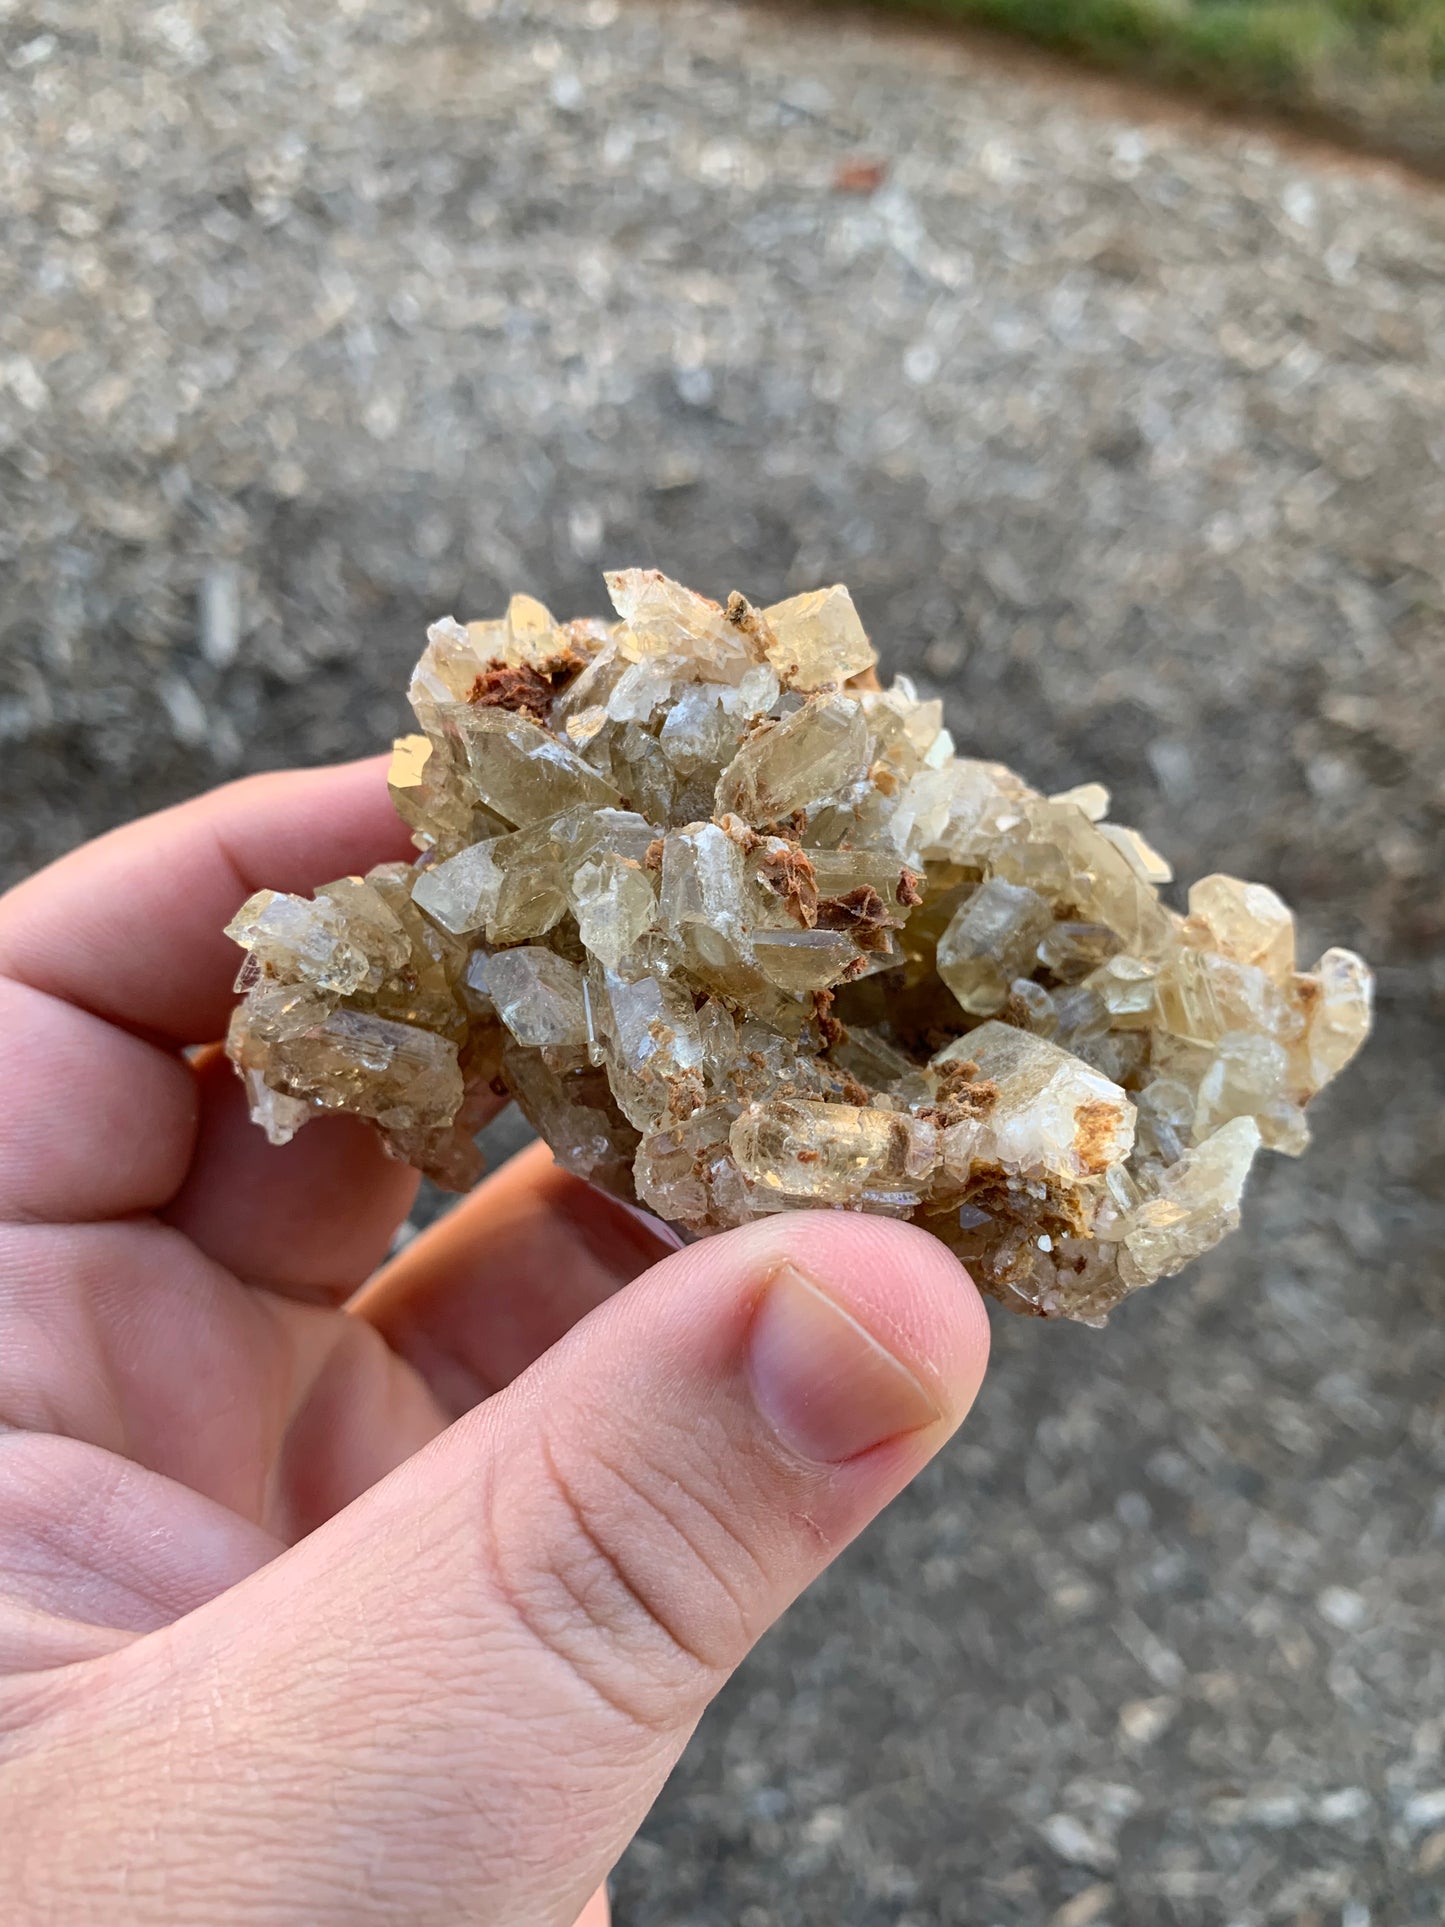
[0,758,989,1926]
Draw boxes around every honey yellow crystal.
[225,570,1371,1324]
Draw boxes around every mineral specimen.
[225,570,1373,1324]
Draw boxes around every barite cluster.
[226,570,1372,1324]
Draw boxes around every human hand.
[0,759,989,1926]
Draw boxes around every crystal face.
[225,571,1373,1325]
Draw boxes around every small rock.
[1314,1788,1371,1825]
[1404,1788,1445,1830]
[1117,1697,1176,1746]
[1041,1814,1117,1872]
[1317,1586,1367,1631]
[833,158,887,194]
[159,676,210,750]
[199,565,242,669]
[1051,1883,1114,1927]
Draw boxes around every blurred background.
[2,1,1443,1920]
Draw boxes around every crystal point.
[761,584,876,690]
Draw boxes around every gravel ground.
[3,1,1444,1920]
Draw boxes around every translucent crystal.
[1153,946,1296,1049]
[1084,954,1158,1024]
[406,615,489,735]
[590,966,706,1130]
[605,568,754,678]
[1300,946,1372,1090]
[242,1068,312,1146]
[315,878,413,971]
[635,1104,745,1227]
[752,928,860,993]
[731,1100,938,1205]
[658,821,749,946]
[501,1038,639,1199]
[715,695,870,824]
[1099,822,1174,886]
[359,864,475,1036]
[1117,1117,1262,1290]
[935,1020,1136,1182]
[570,854,655,971]
[415,807,626,947]
[1134,1077,1196,1163]
[1192,1030,1296,1146]
[226,890,377,996]
[1005,977,1059,1036]
[228,986,463,1133]
[761,584,876,690]
[459,708,621,825]
[227,566,1372,1325]
[411,840,504,937]
[937,879,1053,1017]
[607,655,680,724]
[388,734,509,854]
[1049,782,1110,821]
[888,758,1027,866]
[500,591,561,666]
[1037,921,1123,983]
[486,948,590,1051]
[1188,873,1295,981]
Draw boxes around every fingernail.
[747,1262,942,1464]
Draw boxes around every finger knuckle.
[484,1420,764,1734]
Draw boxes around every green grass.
[842,0,1445,168]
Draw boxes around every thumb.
[61,1214,989,1925]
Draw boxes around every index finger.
[0,756,414,1046]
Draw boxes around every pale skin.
[0,756,990,1925]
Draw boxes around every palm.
[0,760,660,1680]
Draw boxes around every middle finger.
[351,1141,676,1416]
[160,1047,431,1303]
